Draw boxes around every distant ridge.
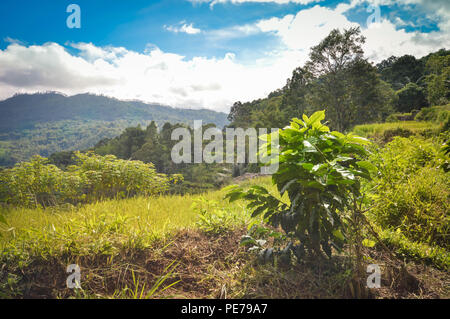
[0,92,229,165]
[0,92,229,131]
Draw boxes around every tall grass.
[352,121,439,138]
[0,177,274,260]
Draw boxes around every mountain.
[0,92,228,132]
[0,92,229,165]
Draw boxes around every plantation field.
[0,178,273,298]
[352,121,440,139]
[0,177,274,254]
[1,172,449,299]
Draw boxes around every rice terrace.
[0,0,448,304]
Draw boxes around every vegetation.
[0,28,448,299]
[228,28,395,132]
[367,136,449,250]
[228,39,448,135]
[225,111,373,263]
[0,152,179,208]
[0,92,227,166]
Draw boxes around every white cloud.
[206,24,261,40]
[165,23,202,34]
[0,42,301,112]
[190,0,322,5]
[0,2,448,113]
[254,4,450,62]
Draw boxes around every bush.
[0,152,176,208]
[369,136,449,249]
[415,105,450,130]
[381,128,414,143]
[385,112,415,123]
[225,111,373,261]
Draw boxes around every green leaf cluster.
[225,111,373,262]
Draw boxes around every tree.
[396,82,428,112]
[424,54,450,105]
[225,111,374,260]
[377,54,424,90]
[305,27,392,131]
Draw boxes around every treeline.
[0,92,228,167]
[227,27,449,132]
[50,121,232,194]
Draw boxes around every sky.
[0,0,449,113]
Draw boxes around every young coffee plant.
[225,111,375,264]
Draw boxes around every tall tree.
[305,27,393,131]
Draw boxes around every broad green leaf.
[356,161,377,173]
[308,110,325,125]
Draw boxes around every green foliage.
[0,92,228,167]
[368,136,449,249]
[92,121,231,194]
[377,54,425,90]
[0,152,173,208]
[395,83,428,113]
[352,121,441,142]
[227,28,396,133]
[193,197,249,234]
[424,54,450,106]
[379,228,449,270]
[415,105,450,131]
[385,112,415,122]
[225,111,373,261]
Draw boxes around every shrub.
[415,105,450,130]
[369,136,449,249]
[381,128,414,143]
[225,111,374,262]
[0,152,175,208]
[385,113,415,123]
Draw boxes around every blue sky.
[0,0,448,111]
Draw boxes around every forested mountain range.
[0,92,228,132]
[0,92,228,165]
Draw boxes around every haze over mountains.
[0,92,228,166]
[0,92,228,132]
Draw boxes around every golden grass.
[0,177,275,256]
[352,121,439,138]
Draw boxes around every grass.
[352,121,440,139]
[0,177,275,298]
[0,175,448,299]
[0,177,274,255]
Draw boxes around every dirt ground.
[4,227,449,299]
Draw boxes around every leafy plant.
[0,152,174,208]
[193,197,248,234]
[225,111,374,263]
[368,136,449,248]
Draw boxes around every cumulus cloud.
[165,23,202,34]
[255,4,450,62]
[0,42,301,112]
[0,2,448,112]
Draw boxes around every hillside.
[0,177,448,299]
[0,92,228,165]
